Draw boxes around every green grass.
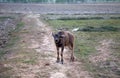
[46,19,120,31]
[0,21,24,59]
[79,26,120,32]
[0,16,24,77]
[46,18,120,56]
[0,16,14,21]
[22,57,36,64]
[44,15,120,78]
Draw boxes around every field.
[43,14,120,78]
[0,3,120,78]
[0,13,120,78]
[0,3,120,14]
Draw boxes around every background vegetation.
[0,0,120,3]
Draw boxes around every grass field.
[0,14,120,78]
[43,14,120,78]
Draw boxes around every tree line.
[0,0,120,3]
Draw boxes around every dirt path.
[1,14,92,78]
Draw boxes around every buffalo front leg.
[56,47,60,63]
[61,46,64,64]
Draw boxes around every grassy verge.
[0,22,24,59]
[0,15,24,78]
[43,14,120,78]
[0,16,14,21]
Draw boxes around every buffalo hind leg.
[61,46,64,64]
[69,44,75,62]
[70,52,74,62]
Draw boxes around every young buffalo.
[52,30,75,64]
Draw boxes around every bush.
[57,17,104,20]
[79,26,120,32]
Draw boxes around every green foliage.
[57,17,104,20]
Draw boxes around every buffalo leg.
[61,46,64,64]
[70,51,74,62]
[71,46,75,61]
[56,47,60,63]
[69,44,75,62]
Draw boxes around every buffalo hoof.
[70,57,75,62]
[60,61,63,64]
[61,59,64,64]
[56,60,60,63]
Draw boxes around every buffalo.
[52,30,75,64]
